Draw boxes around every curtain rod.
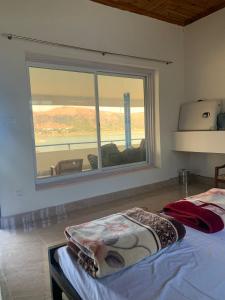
[1,33,173,65]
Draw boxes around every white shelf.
[173,131,225,154]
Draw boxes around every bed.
[48,226,225,300]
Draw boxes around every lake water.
[35,133,144,152]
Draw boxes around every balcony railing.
[35,138,142,152]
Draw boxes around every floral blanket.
[64,207,186,278]
[164,188,225,233]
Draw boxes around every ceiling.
[91,0,225,26]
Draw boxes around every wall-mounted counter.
[173,131,225,154]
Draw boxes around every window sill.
[35,163,153,190]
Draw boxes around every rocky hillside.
[33,106,145,134]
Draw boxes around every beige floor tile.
[0,182,211,299]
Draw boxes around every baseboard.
[192,174,214,186]
[1,177,178,231]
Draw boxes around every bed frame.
[48,243,82,300]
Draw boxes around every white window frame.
[26,60,155,187]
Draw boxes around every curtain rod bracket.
[7,34,12,40]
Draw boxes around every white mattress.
[57,227,225,300]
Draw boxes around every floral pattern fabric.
[65,207,186,278]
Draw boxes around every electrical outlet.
[15,189,23,197]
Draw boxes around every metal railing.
[36,138,142,151]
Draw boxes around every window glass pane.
[29,67,98,178]
[98,74,146,168]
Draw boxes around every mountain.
[33,106,145,134]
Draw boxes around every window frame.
[26,61,155,187]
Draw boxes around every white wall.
[184,8,225,177]
[0,0,185,216]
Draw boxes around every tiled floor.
[0,182,211,300]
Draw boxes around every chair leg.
[215,167,219,188]
[51,277,62,300]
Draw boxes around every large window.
[28,65,153,181]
